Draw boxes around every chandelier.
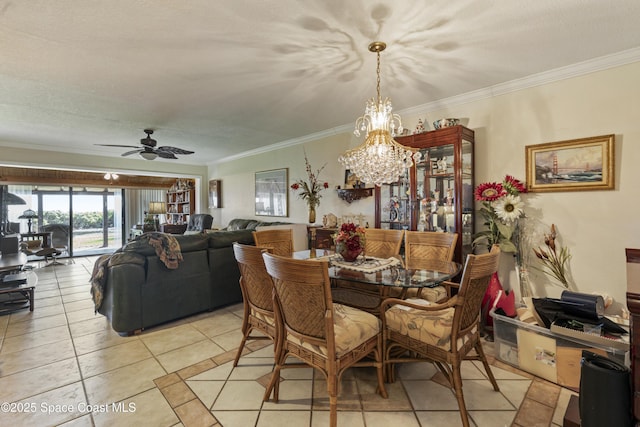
[339,41,419,187]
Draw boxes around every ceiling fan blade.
[121,149,143,157]
[156,146,195,155]
[156,151,178,159]
[95,144,140,148]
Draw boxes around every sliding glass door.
[9,186,124,258]
[70,188,123,256]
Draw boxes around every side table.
[0,271,38,315]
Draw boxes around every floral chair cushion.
[403,285,448,302]
[251,308,276,327]
[287,304,380,358]
[385,298,476,351]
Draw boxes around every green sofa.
[97,218,292,335]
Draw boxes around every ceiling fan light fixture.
[338,41,419,187]
[140,151,158,161]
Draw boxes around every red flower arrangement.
[332,223,366,261]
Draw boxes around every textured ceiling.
[1,0,639,165]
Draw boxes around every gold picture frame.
[525,134,614,193]
[255,168,288,217]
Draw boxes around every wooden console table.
[20,232,53,248]
[308,227,336,249]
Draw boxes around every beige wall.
[210,61,640,312]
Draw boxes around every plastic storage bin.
[490,311,629,390]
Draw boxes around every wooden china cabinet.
[374,125,475,265]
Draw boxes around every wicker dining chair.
[252,228,294,257]
[402,230,458,302]
[364,228,405,259]
[381,245,501,427]
[262,252,387,427]
[331,228,404,315]
[232,243,278,367]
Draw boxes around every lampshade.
[2,192,27,205]
[148,201,166,215]
[140,151,158,161]
[18,209,37,219]
[18,209,38,233]
[339,41,420,187]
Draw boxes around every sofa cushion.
[225,219,255,231]
[225,218,292,231]
[206,230,255,248]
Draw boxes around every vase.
[308,205,316,224]
[336,242,362,262]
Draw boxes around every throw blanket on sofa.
[90,233,183,312]
[141,232,184,269]
[90,254,111,313]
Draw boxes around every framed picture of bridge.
[525,134,615,193]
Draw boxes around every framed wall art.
[525,134,614,192]
[255,168,288,217]
[208,179,221,208]
[344,169,367,189]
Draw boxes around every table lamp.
[18,209,38,234]
[148,201,166,231]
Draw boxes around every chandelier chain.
[376,50,381,105]
[339,41,419,186]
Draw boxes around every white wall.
[210,61,640,313]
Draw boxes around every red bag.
[481,272,517,331]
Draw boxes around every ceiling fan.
[96,129,194,160]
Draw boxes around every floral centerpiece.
[290,152,328,223]
[473,175,527,253]
[333,222,366,262]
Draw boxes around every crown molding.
[401,47,640,115]
[213,47,640,165]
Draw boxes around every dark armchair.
[185,214,213,233]
[40,223,71,264]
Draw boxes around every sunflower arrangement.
[473,175,527,252]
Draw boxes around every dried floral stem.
[532,224,571,288]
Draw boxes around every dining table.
[293,249,462,314]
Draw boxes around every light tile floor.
[0,257,577,427]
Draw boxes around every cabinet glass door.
[461,139,474,254]
[378,169,411,230]
[416,144,456,233]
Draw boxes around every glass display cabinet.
[374,125,474,264]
